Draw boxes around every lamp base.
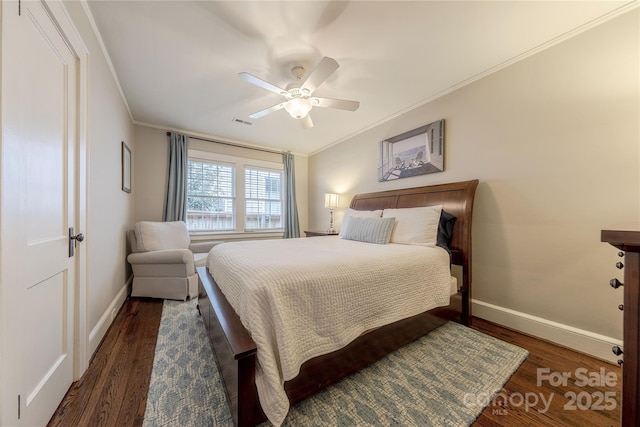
[328,208,335,235]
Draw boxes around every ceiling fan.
[238,56,360,129]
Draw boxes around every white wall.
[64,2,135,359]
[133,124,309,238]
[132,125,167,221]
[308,10,639,361]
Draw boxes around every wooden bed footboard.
[197,266,262,425]
[197,179,479,426]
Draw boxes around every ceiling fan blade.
[248,102,285,119]
[238,72,288,97]
[300,56,339,94]
[314,97,360,111]
[301,114,314,130]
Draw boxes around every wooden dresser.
[601,230,640,426]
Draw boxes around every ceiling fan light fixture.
[284,97,312,119]
[240,56,358,128]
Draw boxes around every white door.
[1,1,80,424]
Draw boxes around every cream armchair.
[127,221,220,300]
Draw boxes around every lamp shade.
[324,193,339,208]
[284,98,313,119]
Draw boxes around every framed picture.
[121,141,131,193]
[378,119,444,182]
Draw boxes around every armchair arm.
[127,249,193,265]
[189,241,223,254]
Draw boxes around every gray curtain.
[163,132,189,222]
[283,152,300,238]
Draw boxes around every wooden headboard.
[350,179,479,309]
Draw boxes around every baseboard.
[472,299,623,364]
[88,276,131,358]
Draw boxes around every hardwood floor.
[48,298,163,427]
[49,298,621,427]
[472,320,620,427]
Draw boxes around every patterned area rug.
[143,299,528,427]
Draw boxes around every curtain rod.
[166,131,284,156]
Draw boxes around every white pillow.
[382,205,442,246]
[339,208,383,237]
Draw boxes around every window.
[186,160,235,231]
[186,150,285,234]
[245,167,283,231]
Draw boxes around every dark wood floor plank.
[47,301,130,427]
[76,302,139,427]
[115,300,163,426]
[49,299,621,427]
[48,298,163,427]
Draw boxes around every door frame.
[61,0,91,381]
[49,0,90,380]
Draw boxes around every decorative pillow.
[341,217,396,245]
[382,205,442,246]
[339,208,383,237]
[437,210,457,253]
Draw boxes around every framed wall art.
[122,141,131,193]
[378,119,444,182]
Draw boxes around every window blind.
[186,160,235,231]
[244,167,283,231]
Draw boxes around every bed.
[196,179,479,426]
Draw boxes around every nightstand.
[304,230,339,237]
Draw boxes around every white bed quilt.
[207,236,454,426]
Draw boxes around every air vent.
[232,118,253,126]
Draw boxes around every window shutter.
[244,167,284,231]
[186,160,236,231]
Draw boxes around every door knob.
[69,227,85,257]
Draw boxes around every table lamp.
[324,193,339,233]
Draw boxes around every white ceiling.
[87,1,635,156]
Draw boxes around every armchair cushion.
[127,248,194,266]
[127,250,195,278]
